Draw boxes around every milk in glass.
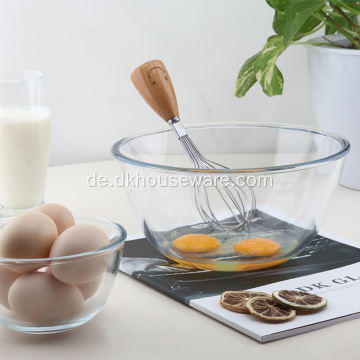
[0,107,51,209]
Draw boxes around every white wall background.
[0,0,317,166]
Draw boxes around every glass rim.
[0,215,127,264]
[111,123,351,174]
[0,71,46,84]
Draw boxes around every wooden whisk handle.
[131,59,179,121]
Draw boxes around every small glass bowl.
[112,123,349,271]
[0,215,126,334]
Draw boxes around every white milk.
[0,107,51,209]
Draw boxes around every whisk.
[131,60,256,233]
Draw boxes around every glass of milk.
[0,71,51,215]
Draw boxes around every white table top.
[2,160,360,359]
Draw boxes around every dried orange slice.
[245,296,296,321]
[220,291,269,313]
[233,238,280,257]
[172,234,221,252]
[272,290,327,311]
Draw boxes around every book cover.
[120,230,360,342]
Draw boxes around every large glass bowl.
[0,215,126,334]
[112,124,349,271]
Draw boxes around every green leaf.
[283,0,327,46]
[254,35,286,96]
[273,11,285,35]
[274,8,321,39]
[297,15,322,37]
[234,52,260,98]
[266,0,290,12]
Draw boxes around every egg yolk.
[173,234,221,252]
[233,237,280,257]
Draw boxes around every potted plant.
[235,0,360,190]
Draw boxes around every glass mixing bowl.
[112,124,349,271]
[0,215,126,334]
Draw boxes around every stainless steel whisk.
[131,60,256,233]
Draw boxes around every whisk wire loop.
[176,125,256,234]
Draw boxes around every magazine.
[120,228,360,342]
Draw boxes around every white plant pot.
[307,35,360,190]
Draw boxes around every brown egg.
[77,276,102,300]
[33,203,75,235]
[8,272,84,325]
[0,266,22,310]
[50,224,111,285]
[0,212,58,273]
[46,266,101,300]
